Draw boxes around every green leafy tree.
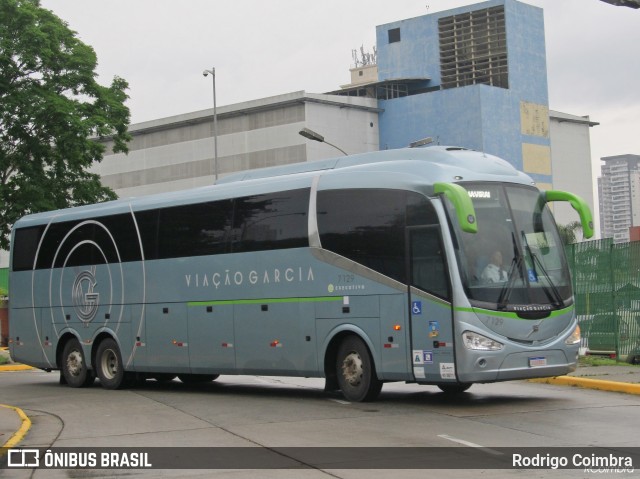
[0,0,131,249]
[557,220,583,245]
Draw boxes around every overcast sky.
[39,0,640,181]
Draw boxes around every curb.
[0,347,35,371]
[0,404,32,451]
[0,364,35,372]
[529,376,640,395]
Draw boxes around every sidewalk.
[530,362,640,394]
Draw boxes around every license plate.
[529,356,547,367]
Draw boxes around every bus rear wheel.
[96,338,127,390]
[336,336,382,402]
[61,338,94,388]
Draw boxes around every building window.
[376,82,409,100]
[438,5,508,90]
[388,28,401,44]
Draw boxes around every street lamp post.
[298,127,348,156]
[202,68,218,181]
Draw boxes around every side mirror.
[434,182,477,234]
[544,190,594,239]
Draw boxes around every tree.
[0,0,131,249]
[557,221,583,245]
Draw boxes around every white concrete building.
[95,91,380,198]
[549,110,599,233]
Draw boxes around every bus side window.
[12,226,45,271]
[410,228,450,300]
[317,189,408,283]
[317,189,438,285]
[230,189,309,253]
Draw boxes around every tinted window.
[16,189,311,269]
[12,226,45,271]
[12,214,143,271]
[410,227,450,299]
[152,200,233,259]
[231,189,309,252]
[134,209,160,260]
[136,189,310,259]
[317,189,436,283]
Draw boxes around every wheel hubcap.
[67,350,83,377]
[101,349,118,380]
[342,352,363,386]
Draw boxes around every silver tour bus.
[9,147,593,401]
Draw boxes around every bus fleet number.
[338,274,355,284]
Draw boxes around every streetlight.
[202,68,218,181]
[298,127,348,156]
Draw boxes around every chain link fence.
[566,239,640,363]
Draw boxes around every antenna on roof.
[352,45,377,68]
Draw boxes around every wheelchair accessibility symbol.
[412,301,422,315]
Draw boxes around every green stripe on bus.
[188,296,344,307]
[455,305,575,320]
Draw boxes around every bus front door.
[407,226,456,384]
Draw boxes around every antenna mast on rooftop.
[352,45,377,68]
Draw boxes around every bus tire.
[336,336,382,402]
[627,353,640,365]
[61,338,94,388]
[178,374,219,384]
[437,383,471,394]
[96,338,127,390]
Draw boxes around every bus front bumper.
[455,347,579,383]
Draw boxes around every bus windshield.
[448,183,572,312]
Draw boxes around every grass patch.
[579,355,627,367]
[0,354,9,366]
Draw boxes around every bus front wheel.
[61,338,94,388]
[336,336,382,402]
[96,338,127,390]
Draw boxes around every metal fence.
[566,239,640,362]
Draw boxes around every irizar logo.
[467,190,492,199]
[72,267,100,322]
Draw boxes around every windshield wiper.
[496,232,523,310]
[520,231,565,308]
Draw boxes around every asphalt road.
[1,370,639,478]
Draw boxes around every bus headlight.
[565,324,581,345]
[462,331,504,351]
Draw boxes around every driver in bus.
[481,250,508,283]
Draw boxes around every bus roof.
[217,146,529,185]
[13,146,534,228]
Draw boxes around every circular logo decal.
[72,267,100,323]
